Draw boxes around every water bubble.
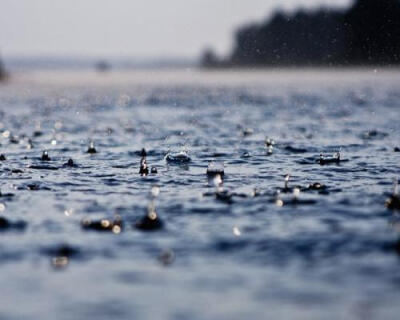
[151,186,160,198]
[151,167,158,174]
[52,256,69,269]
[233,226,241,236]
[81,216,123,232]
[135,205,164,231]
[207,162,224,177]
[265,137,275,147]
[293,187,301,199]
[139,158,149,176]
[284,174,290,189]
[165,150,191,163]
[212,174,223,188]
[112,225,121,234]
[64,209,74,217]
[41,151,51,161]
[87,141,97,154]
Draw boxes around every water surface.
[0,69,400,320]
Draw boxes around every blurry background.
[0,0,352,71]
[1,0,400,72]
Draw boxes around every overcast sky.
[0,0,351,59]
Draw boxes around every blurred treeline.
[202,0,400,67]
[0,54,7,80]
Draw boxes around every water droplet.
[233,226,241,236]
[64,209,73,217]
[52,256,69,269]
[151,186,160,198]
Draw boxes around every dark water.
[1,69,400,319]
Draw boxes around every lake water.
[0,69,400,320]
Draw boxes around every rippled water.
[1,69,400,319]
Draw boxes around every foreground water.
[1,69,400,319]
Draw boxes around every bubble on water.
[213,174,223,188]
[81,216,123,232]
[275,190,284,207]
[139,154,149,176]
[293,187,301,199]
[112,225,121,234]
[207,162,224,177]
[151,185,160,198]
[233,226,241,236]
[148,211,157,220]
[265,137,275,147]
[87,141,97,154]
[165,150,191,163]
[135,203,164,231]
[41,150,51,161]
[101,219,110,228]
[284,174,291,189]
[64,209,74,217]
[52,256,69,269]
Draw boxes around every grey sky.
[0,0,350,58]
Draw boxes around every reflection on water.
[0,69,400,319]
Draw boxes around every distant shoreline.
[200,64,400,71]
[4,68,400,90]
[201,0,400,69]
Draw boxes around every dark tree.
[0,54,7,81]
[200,48,221,68]
[344,0,400,64]
[202,0,400,67]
